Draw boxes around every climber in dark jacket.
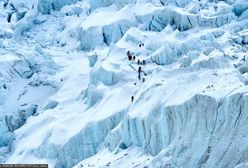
[3,0,8,8]
[127,51,132,61]
[142,60,146,65]
[131,96,134,102]
[138,66,141,80]
[7,13,12,23]
[133,56,136,61]
[137,59,141,65]
[138,66,141,74]
[128,55,132,61]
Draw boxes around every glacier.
[1,0,248,167]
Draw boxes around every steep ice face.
[233,0,248,16]
[37,0,79,14]
[87,0,192,10]
[79,5,138,50]
[78,1,236,51]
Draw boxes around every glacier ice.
[2,0,248,168]
[233,0,248,16]
[37,0,78,14]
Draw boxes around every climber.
[127,51,132,61]
[131,96,134,102]
[139,44,142,47]
[133,55,136,61]
[7,13,12,23]
[142,78,145,83]
[139,66,147,77]
[142,60,146,65]
[129,55,133,61]
[137,59,141,65]
[2,84,7,89]
[138,66,141,74]
[138,66,141,80]
[3,0,8,8]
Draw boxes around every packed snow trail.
[1,0,248,168]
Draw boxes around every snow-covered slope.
[1,0,248,167]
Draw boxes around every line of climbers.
[128,43,147,103]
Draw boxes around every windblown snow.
[1,0,248,167]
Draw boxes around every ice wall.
[37,0,78,14]
[12,91,248,168]
[79,2,236,51]
[3,0,248,168]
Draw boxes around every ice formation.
[1,0,248,167]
